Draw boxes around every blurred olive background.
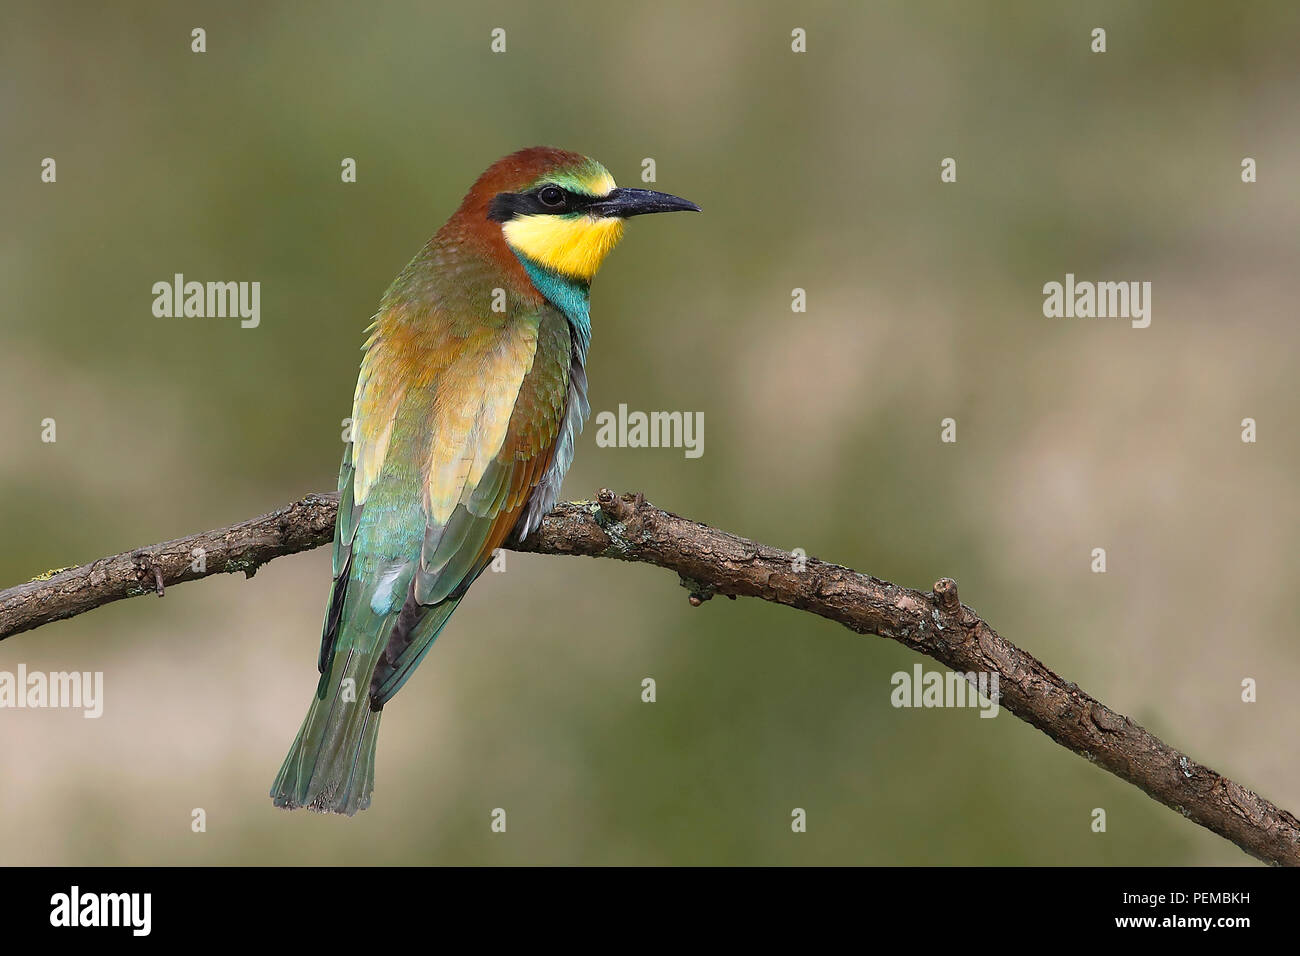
[2,0,1297,865]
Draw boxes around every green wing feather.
[369,306,572,705]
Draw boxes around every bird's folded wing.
[364,305,573,705]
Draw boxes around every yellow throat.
[501,169,625,281]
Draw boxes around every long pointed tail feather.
[272,571,463,814]
[271,645,384,815]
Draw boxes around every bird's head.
[470,147,699,283]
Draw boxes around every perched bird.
[271,147,699,814]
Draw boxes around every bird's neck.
[517,256,592,355]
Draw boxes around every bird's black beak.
[588,187,701,219]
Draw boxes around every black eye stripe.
[487,186,600,222]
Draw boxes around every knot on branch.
[132,551,166,597]
[932,577,960,615]
[1089,703,1126,733]
[597,489,646,525]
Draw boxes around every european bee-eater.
[271,147,699,814]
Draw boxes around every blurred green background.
[2,0,1297,865]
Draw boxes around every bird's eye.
[538,185,565,208]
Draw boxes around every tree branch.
[1,489,1296,865]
